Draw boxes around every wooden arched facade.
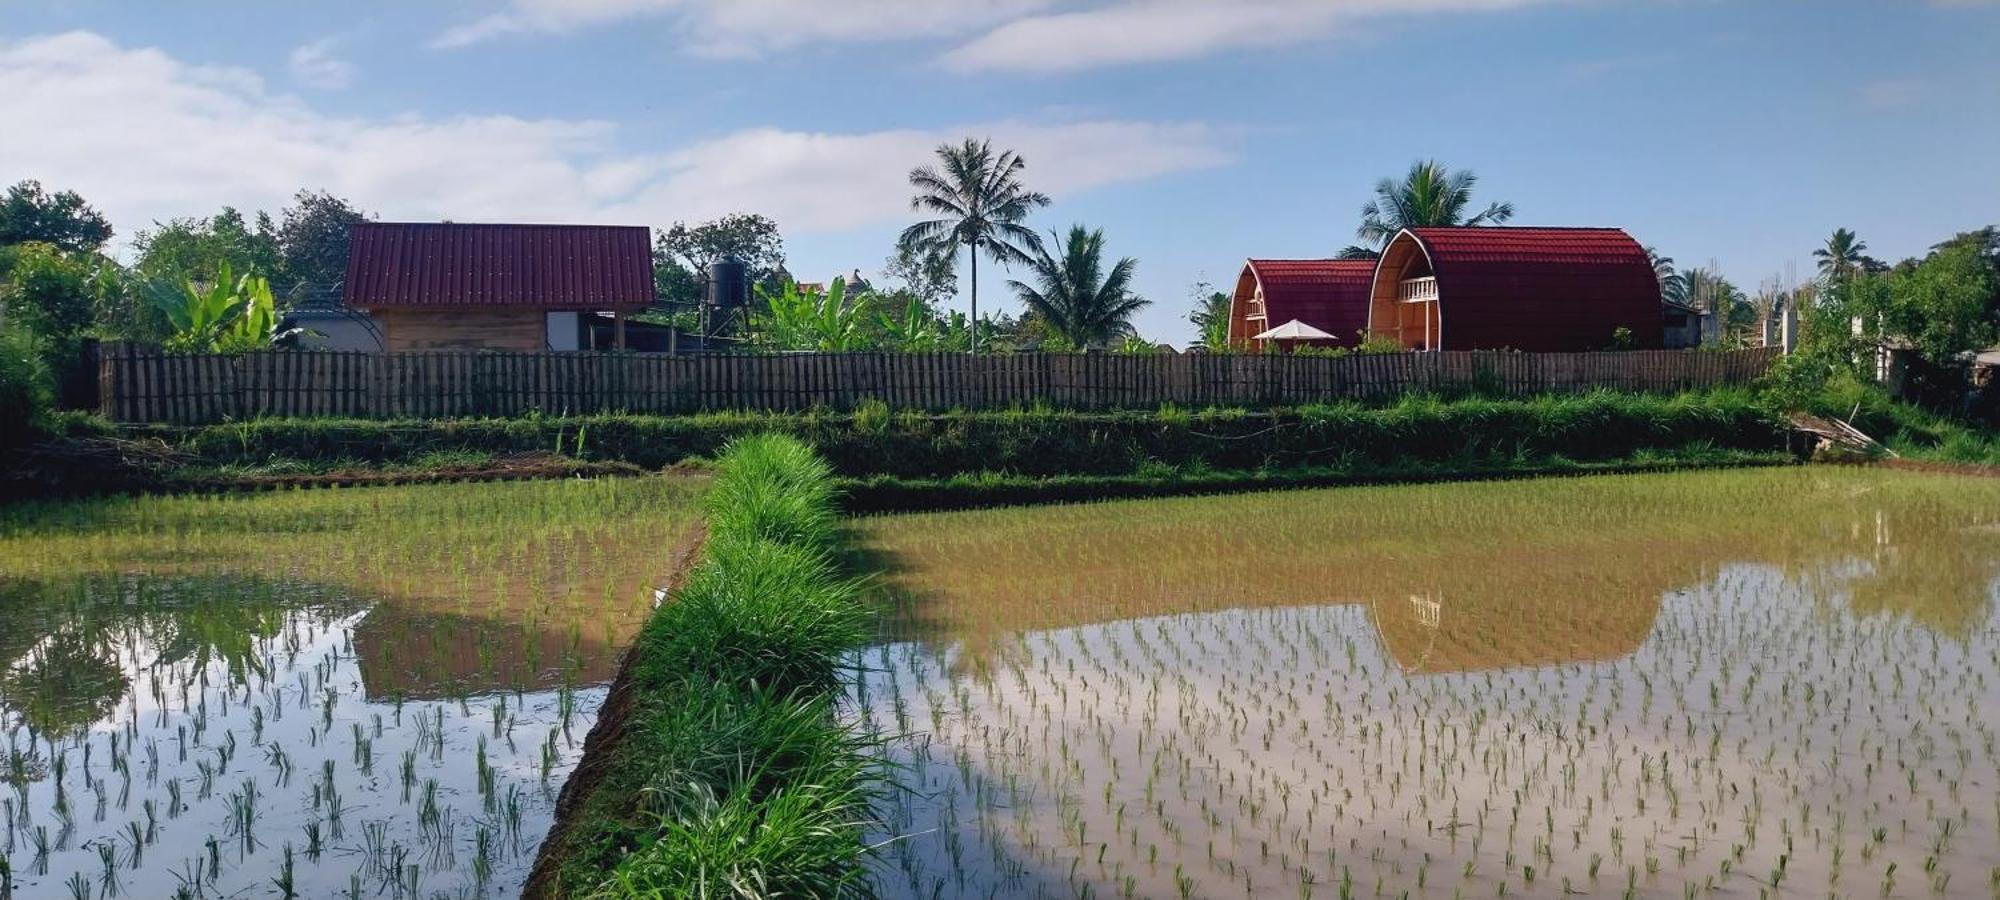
[1366,227,1665,351]
[1227,259,1376,351]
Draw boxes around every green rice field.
[851,467,2000,899]
[0,478,703,898]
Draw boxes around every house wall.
[1662,310,1703,349]
[373,308,549,351]
[1368,233,1664,352]
[1227,267,1265,348]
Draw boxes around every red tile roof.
[343,222,654,310]
[1241,259,1376,346]
[1395,227,1662,351]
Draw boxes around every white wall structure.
[545,311,581,351]
[286,310,384,352]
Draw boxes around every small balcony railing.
[1398,277,1438,303]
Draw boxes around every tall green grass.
[1801,374,2000,464]
[544,434,879,898]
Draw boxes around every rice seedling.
[852,467,2000,897]
[0,475,702,896]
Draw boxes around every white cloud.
[287,37,353,89]
[0,31,1228,250]
[1857,78,1925,110]
[433,0,1054,55]
[942,0,1564,73]
[433,0,1558,63]
[617,121,1229,231]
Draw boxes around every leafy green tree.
[120,209,282,339]
[1930,226,2000,272]
[133,208,281,283]
[881,243,959,307]
[1346,160,1514,256]
[273,190,371,298]
[1878,244,1997,366]
[900,138,1051,353]
[652,213,787,309]
[0,242,122,406]
[0,180,113,253]
[0,242,103,343]
[1007,225,1149,349]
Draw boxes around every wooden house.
[342,222,654,352]
[1227,259,1376,351]
[1366,227,1664,351]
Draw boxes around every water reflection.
[0,575,609,898]
[853,468,2000,898]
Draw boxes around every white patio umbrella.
[1252,319,1336,342]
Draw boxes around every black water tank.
[707,258,749,308]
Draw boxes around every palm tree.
[1353,160,1515,252]
[1007,225,1149,349]
[1648,247,1690,306]
[1813,228,1869,282]
[899,139,1051,353]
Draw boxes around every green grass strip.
[836,447,1797,514]
[540,434,880,898]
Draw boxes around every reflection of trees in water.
[349,603,621,700]
[863,470,2000,678]
[0,629,127,739]
[0,576,351,738]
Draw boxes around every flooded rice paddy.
[852,467,2000,899]
[0,478,701,898]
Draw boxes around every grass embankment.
[114,388,1791,482]
[838,446,1790,513]
[527,435,879,898]
[1804,378,2000,465]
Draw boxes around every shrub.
[150,390,1790,481]
[0,319,53,448]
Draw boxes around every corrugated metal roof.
[343,222,654,309]
[1400,227,1663,351]
[1239,259,1376,346]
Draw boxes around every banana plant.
[756,277,867,351]
[878,293,941,351]
[149,264,302,353]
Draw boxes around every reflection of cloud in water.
[0,575,606,898]
[858,564,2000,899]
[855,469,2000,897]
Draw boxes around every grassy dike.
[525,434,881,898]
[128,388,1791,478]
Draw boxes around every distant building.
[1366,227,1665,351]
[343,222,654,351]
[1662,298,1704,349]
[1227,259,1375,351]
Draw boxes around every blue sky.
[3,0,1996,342]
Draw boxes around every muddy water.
[852,468,2000,899]
[0,575,618,899]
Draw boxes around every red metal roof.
[343,222,654,310]
[1238,259,1376,346]
[1397,227,1662,351]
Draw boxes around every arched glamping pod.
[1367,227,1664,351]
[1228,259,1376,351]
